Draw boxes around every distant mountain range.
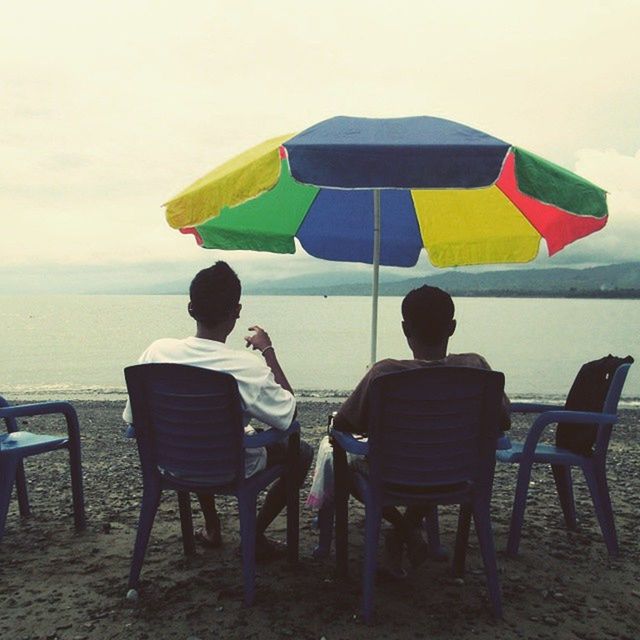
[81,262,640,297]
[241,262,640,298]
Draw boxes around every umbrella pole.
[370,189,381,367]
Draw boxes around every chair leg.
[127,483,161,594]
[177,491,196,556]
[334,446,349,577]
[453,503,472,577]
[285,433,300,565]
[313,501,334,559]
[595,465,618,556]
[583,465,619,556]
[506,461,533,556]
[67,440,86,531]
[424,504,448,559]
[551,464,577,530]
[424,504,440,547]
[473,500,503,618]
[0,454,20,541]
[238,495,258,607]
[362,505,382,624]
[15,461,31,517]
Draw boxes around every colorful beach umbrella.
[164,116,608,363]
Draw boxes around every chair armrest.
[521,410,618,458]
[0,401,80,441]
[539,410,618,425]
[510,402,565,414]
[0,395,18,433]
[243,420,300,448]
[330,428,369,456]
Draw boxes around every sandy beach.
[1,400,639,640]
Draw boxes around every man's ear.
[235,303,242,320]
[448,319,457,337]
[401,320,411,338]
[188,302,196,319]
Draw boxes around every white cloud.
[539,147,640,266]
[1,0,639,279]
[575,148,640,227]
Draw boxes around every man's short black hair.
[401,285,454,345]
[189,261,241,327]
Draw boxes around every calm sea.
[1,295,638,405]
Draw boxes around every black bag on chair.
[555,354,634,455]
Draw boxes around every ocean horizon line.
[3,384,639,409]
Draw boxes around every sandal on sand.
[236,536,287,563]
[195,527,222,548]
[427,544,450,562]
[406,529,450,565]
[256,536,287,562]
[383,530,407,579]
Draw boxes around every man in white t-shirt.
[123,261,312,559]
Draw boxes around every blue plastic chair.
[312,445,446,560]
[124,363,300,606]
[332,367,505,623]
[497,362,633,557]
[0,396,85,541]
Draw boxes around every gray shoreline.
[6,389,640,408]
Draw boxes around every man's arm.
[333,364,384,435]
[500,395,511,431]
[332,410,360,434]
[261,347,293,395]
[245,325,293,394]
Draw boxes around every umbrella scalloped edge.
[497,152,608,256]
[164,134,294,229]
[179,227,203,246]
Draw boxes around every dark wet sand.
[1,401,639,639]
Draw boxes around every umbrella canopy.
[164,116,608,362]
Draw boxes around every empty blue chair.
[498,361,633,557]
[0,396,85,541]
[332,367,505,623]
[124,363,300,606]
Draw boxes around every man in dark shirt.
[333,285,509,574]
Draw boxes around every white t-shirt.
[122,336,296,477]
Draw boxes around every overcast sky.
[2,1,639,292]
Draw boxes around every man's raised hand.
[245,325,273,353]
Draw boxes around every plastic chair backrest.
[556,356,633,455]
[602,363,632,414]
[367,366,505,497]
[124,364,245,487]
[594,362,633,455]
